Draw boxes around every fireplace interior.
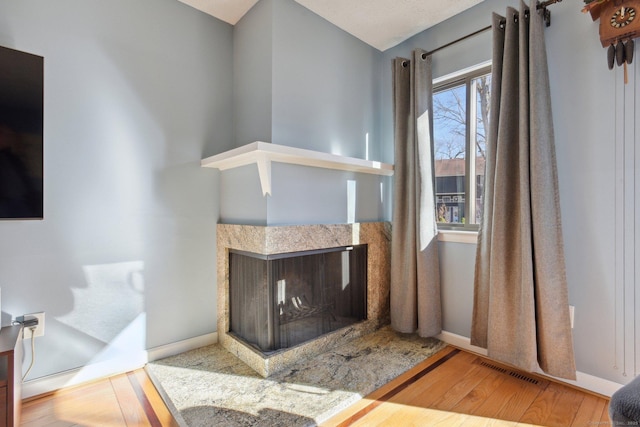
[229,245,367,354]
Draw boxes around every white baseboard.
[22,332,218,400]
[147,332,218,362]
[436,331,489,356]
[436,330,623,398]
[22,351,148,399]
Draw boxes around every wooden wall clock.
[584,0,639,76]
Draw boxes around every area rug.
[146,326,446,427]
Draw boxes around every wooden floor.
[20,370,179,427]
[323,347,611,427]
[20,347,610,427]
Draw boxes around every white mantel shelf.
[201,141,394,196]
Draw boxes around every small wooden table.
[0,326,22,427]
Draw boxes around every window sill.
[437,229,478,244]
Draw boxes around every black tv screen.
[0,45,43,219]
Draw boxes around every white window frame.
[433,60,492,236]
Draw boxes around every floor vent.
[475,359,544,387]
[478,360,508,375]
[508,371,540,385]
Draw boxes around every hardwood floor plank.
[471,372,544,423]
[428,356,494,411]
[600,401,612,425]
[544,384,586,426]
[22,380,127,427]
[525,388,557,426]
[499,379,547,422]
[132,370,180,427]
[350,403,461,427]
[518,382,581,427]
[450,366,511,415]
[348,401,417,426]
[361,403,522,427]
[20,398,65,427]
[386,351,478,408]
[570,393,608,427]
[110,373,152,427]
[376,406,466,427]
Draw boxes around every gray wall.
[267,164,385,225]
[233,0,273,147]
[385,0,636,384]
[271,0,382,160]
[0,0,234,380]
[219,164,386,226]
[223,0,388,226]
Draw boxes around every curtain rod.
[424,0,562,57]
[425,25,491,57]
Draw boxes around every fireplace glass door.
[229,245,367,353]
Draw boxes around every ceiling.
[177,0,485,51]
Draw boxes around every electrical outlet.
[22,312,45,338]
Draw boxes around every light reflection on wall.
[365,132,369,161]
[57,261,145,344]
[347,179,356,224]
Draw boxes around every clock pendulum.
[626,37,635,62]
[610,38,633,83]
[608,42,616,69]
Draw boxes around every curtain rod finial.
[537,0,561,26]
[544,8,552,27]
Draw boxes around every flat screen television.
[0,45,43,220]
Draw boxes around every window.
[433,63,491,230]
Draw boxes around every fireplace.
[217,222,390,377]
[229,245,367,353]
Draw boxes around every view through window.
[433,65,491,229]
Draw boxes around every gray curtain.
[390,50,442,337]
[471,1,576,380]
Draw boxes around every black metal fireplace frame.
[229,245,368,355]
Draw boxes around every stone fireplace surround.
[217,221,391,377]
